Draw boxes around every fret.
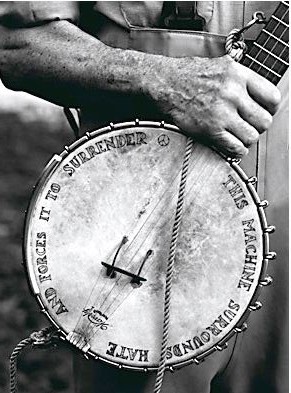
[253,42,289,65]
[242,1,289,85]
[257,33,287,55]
[274,2,289,21]
[262,29,289,47]
[257,33,289,60]
[248,45,288,75]
[266,20,289,43]
[271,15,289,27]
[245,55,282,78]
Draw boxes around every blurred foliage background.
[0,80,75,393]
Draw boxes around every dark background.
[0,81,75,393]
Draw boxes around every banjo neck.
[242,1,289,85]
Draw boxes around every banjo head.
[23,121,272,371]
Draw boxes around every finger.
[245,69,281,115]
[209,130,249,158]
[227,114,259,148]
[238,94,273,134]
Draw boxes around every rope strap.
[153,137,194,393]
[225,28,247,62]
[153,12,267,393]
[10,327,58,393]
[225,11,267,61]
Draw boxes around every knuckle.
[228,83,242,102]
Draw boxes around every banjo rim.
[22,120,274,372]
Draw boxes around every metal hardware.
[264,225,276,233]
[236,11,267,37]
[259,276,273,286]
[258,200,269,208]
[265,252,277,260]
[234,322,248,333]
[162,2,206,31]
[227,157,242,164]
[247,176,257,185]
[248,301,262,311]
[215,342,228,351]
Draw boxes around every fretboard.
[242,1,289,85]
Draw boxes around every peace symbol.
[158,134,170,147]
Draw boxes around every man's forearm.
[0,20,162,107]
[0,20,280,157]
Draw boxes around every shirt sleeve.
[0,1,79,27]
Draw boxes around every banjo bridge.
[101,247,153,287]
[101,262,147,286]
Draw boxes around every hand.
[149,55,281,157]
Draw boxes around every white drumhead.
[24,121,270,370]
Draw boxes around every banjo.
[23,1,289,375]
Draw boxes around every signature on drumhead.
[82,306,109,330]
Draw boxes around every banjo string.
[84,146,220,341]
[84,146,220,342]
[84,137,195,344]
[251,7,288,188]
[101,150,222,320]
[71,141,200,335]
[87,145,212,314]
[71,143,195,334]
[251,8,288,82]
[76,143,209,341]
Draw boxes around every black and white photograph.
[0,2,288,393]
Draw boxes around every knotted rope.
[225,11,267,61]
[10,327,58,393]
[153,137,194,393]
[225,29,248,61]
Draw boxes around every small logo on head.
[158,134,170,147]
[82,306,109,330]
